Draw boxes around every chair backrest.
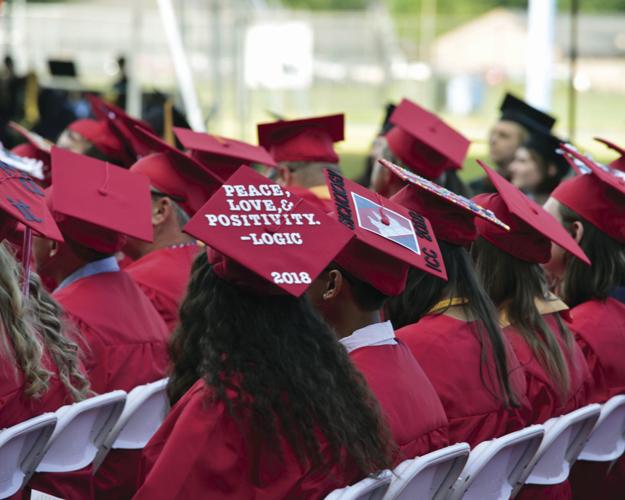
[0,413,57,498]
[325,472,392,500]
[33,390,126,474]
[448,425,544,500]
[93,378,169,472]
[520,403,601,489]
[382,443,470,500]
[578,395,625,462]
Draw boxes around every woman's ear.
[323,269,344,301]
[571,221,584,243]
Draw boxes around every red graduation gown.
[396,314,531,447]
[348,342,449,463]
[565,298,625,500]
[124,244,201,332]
[134,380,364,500]
[27,271,170,500]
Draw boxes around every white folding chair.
[325,471,392,500]
[29,390,126,478]
[0,413,57,498]
[383,443,470,500]
[447,425,544,500]
[92,378,170,472]
[518,403,601,492]
[578,395,625,462]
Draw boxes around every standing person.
[307,170,449,463]
[471,92,557,194]
[257,114,344,212]
[31,148,169,499]
[543,147,625,500]
[122,127,223,331]
[135,166,395,499]
[369,98,471,198]
[471,162,593,499]
[382,159,530,447]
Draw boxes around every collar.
[56,256,120,291]
[339,320,397,353]
[499,293,569,328]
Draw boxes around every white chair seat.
[325,471,392,500]
[579,395,625,462]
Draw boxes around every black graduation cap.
[499,93,556,134]
[379,103,396,135]
[524,131,569,176]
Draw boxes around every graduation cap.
[382,158,508,247]
[594,137,625,172]
[130,127,223,217]
[473,159,590,265]
[66,118,129,167]
[174,127,276,181]
[552,144,625,244]
[9,122,52,168]
[499,93,556,134]
[385,98,470,180]
[257,114,344,164]
[379,103,396,136]
[324,168,447,295]
[524,131,569,176]
[183,166,354,297]
[49,147,153,253]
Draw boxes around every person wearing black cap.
[471,93,557,194]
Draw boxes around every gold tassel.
[24,71,39,126]
[163,97,175,146]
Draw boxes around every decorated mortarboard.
[130,127,223,216]
[257,114,344,164]
[49,147,153,253]
[499,93,556,134]
[552,144,625,244]
[9,122,52,181]
[381,158,508,247]
[474,159,590,264]
[174,127,277,181]
[1,144,45,181]
[325,168,447,296]
[594,137,625,172]
[183,166,354,297]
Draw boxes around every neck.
[335,309,382,340]
[132,230,194,260]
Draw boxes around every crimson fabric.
[189,150,242,182]
[125,244,201,331]
[257,114,343,164]
[348,341,449,463]
[134,379,364,500]
[28,271,169,500]
[10,142,51,185]
[396,315,530,447]
[552,173,625,245]
[285,185,334,214]
[392,184,477,246]
[595,137,625,172]
[385,98,469,179]
[67,119,129,165]
[565,298,625,500]
[473,193,552,263]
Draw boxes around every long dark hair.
[168,252,395,475]
[385,240,519,407]
[472,237,573,401]
[558,204,625,307]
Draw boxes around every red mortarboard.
[130,127,223,216]
[174,127,277,181]
[67,119,130,166]
[257,114,344,164]
[9,122,52,179]
[183,166,353,297]
[385,98,470,180]
[552,145,625,244]
[0,160,63,242]
[594,137,625,172]
[325,168,447,296]
[474,159,590,264]
[382,159,508,247]
[49,147,153,253]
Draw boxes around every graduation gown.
[565,298,625,500]
[134,380,364,500]
[124,244,201,332]
[396,314,530,447]
[27,271,170,500]
[347,339,449,463]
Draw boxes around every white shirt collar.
[339,320,397,353]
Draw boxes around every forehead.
[493,120,525,135]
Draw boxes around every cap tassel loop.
[98,163,111,196]
[374,193,391,226]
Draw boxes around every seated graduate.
[543,146,625,500]
[134,166,395,500]
[382,159,531,447]
[307,169,449,464]
[471,162,593,500]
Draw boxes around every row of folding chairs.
[0,378,170,499]
[326,394,625,500]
